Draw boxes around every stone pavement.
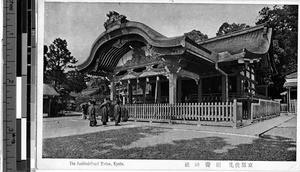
[262,114,297,141]
[43,113,296,139]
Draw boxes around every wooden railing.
[251,99,281,121]
[188,93,238,102]
[280,104,288,112]
[290,99,297,113]
[122,98,281,127]
[281,100,297,113]
[122,100,240,127]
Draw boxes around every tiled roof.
[43,84,60,96]
[283,82,297,88]
[286,72,297,79]
[79,88,99,96]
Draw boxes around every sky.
[44,1,276,66]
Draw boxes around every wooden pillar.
[48,97,52,117]
[128,80,132,104]
[155,76,161,103]
[122,96,126,105]
[265,86,269,97]
[169,73,178,104]
[287,87,291,112]
[143,78,147,104]
[110,81,116,101]
[136,78,139,103]
[222,75,229,102]
[198,78,202,102]
[236,75,241,96]
[177,77,182,103]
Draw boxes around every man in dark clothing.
[81,102,89,119]
[88,99,97,127]
[100,98,110,125]
[114,99,121,126]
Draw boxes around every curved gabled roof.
[78,12,276,76]
[77,20,213,74]
[198,23,271,54]
[197,23,273,62]
[286,72,297,79]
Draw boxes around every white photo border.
[35,0,300,171]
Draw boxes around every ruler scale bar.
[29,0,35,170]
[3,0,35,171]
[3,0,19,172]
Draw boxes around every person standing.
[88,99,97,127]
[114,99,121,126]
[100,98,110,125]
[81,102,89,119]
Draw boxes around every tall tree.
[44,38,78,93]
[65,70,88,93]
[256,5,298,98]
[184,30,208,42]
[216,22,250,36]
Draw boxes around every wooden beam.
[110,81,116,101]
[143,78,147,104]
[236,75,241,96]
[154,76,161,103]
[177,77,182,103]
[168,73,178,104]
[128,80,132,104]
[222,75,229,102]
[177,69,200,83]
[287,87,291,112]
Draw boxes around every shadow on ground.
[43,126,296,161]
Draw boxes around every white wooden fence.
[122,98,282,128]
[251,99,281,121]
[280,100,297,113]
[122,100,239,127]
[290,99,297,114]
[280,104,288,112]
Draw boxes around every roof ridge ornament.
[104,11,128,30]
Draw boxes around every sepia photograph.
[37,0,298,171]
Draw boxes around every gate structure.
[78,12,279,127]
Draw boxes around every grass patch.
[43,127,296,161]
[43,126,166,158]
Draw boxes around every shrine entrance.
[77,11,280,128]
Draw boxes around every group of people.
[81,97,122,127]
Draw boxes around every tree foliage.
[256,5,298,98]
[184,30,208,42]
[216,22,251,36]
[44,38,84,94]
[65,70,88,93]
[88,77,110,95]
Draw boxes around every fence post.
[169,104,172,124]
[250,102,254,123]
[197,103,202,126]
[215,103,218,122]
[134,104,137,122]
[232,99,237,128]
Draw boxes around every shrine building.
[78,12,278,124]
[78,11,276,103]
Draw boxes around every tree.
[88,77,110,95]
[44,38,78,93]
[184,30,208,42]
[256,5,298,98]
[65,70,88,93]
[216,22,251,36]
